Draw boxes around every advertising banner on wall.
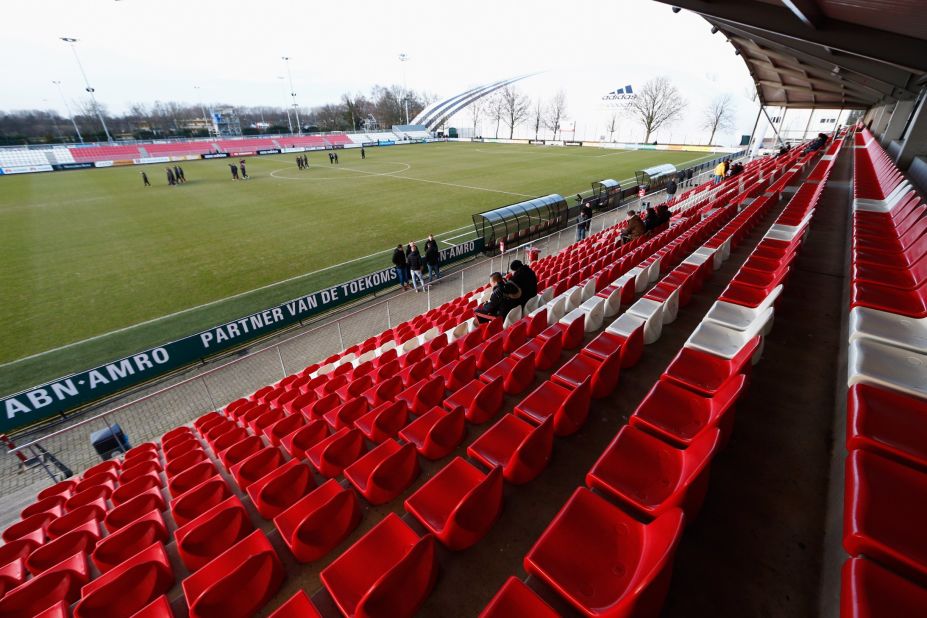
[1,238,485,433]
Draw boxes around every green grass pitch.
[0,142,716,395]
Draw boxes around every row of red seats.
[478,142,832,616]
[842,126,927,614]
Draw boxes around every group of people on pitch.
[392,235,442,292]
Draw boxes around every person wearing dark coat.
[643,207,659,231]
[177,166,186,182]
[424,234,440,282]
[656,204,672,226]
[229,163,239,180]
[392,244,410,290]
[621,210,646,244]
[475,273,520,323]
[509,260,538,307]
[297,156,304,170]
[166,167,176,186]
[407,242,426,292]
[665,178,677,199]
[141,171,150,187]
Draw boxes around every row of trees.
[468,77,737,145]
[0,84,433,145]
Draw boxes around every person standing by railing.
[392,244,410,290]
[424,234,440,282]
[407,242,426,292]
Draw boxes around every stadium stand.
[843,127,927,611]
[1,136,835,617]
[0,149,52,169]
[141,142,215,157]
[214,138,279,152]
[68,145,142,163]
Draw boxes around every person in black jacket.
[643,207,659,231]
[424,234,440,282]
[665,178,677,199]
[392,244,410,290]
[509,260,538,307]
[407,242,426,292]
[475,273,519,323]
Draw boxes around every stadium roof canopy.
[657,0,927,109]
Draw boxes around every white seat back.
[503,304,523,328]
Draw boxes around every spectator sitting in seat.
[656,204,672,227]
[643,207,659,231]
[620,210,646,245]
[508,260,538,308]
[475,272,520,323]
[803,132,829,154]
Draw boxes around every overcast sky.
[1,0,765,143]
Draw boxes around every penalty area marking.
[269,161,412,181]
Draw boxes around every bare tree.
[626,76,687,143]
[606,111,620,142]
[468,96,486,137]
[531,99,544,140]
[487,93,505,139]
[701,94,736,144]
[499,85,530,139]
[544,90,567,140]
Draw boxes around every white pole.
[61,37,112,142]
[282,57,302,134]
[278,76,293,133]
[52,80,83,143]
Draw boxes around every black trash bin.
[90,424,130,460]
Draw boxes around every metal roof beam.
[659,0,927,74]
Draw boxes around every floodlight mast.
[52,80,84,143]
[399,53,410,125]
[282,56,302,135]
[60,37,112,142]
[277,76,293,133]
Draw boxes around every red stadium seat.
[130,595,174,618]
[74,542,174,618]
[306,427,366,478]
[0,553,89,618]
[445,376,505,424]
[182,530,285,618]
[524,488,685,617]
[48,500,106,539]
[630,375,747,448]
[512,329,563,371]
[847,383,927,471]
[281,418,330,459]
[175,496,254,571]
[91,509,169,574]
[552,346,621,399]
[396,375,446,416]
[65,484,112,511]
[399,358,433,387]
[479,577,559,618]
[468,415,555,485]
[321,513,437,618]
[230,446,285,491]
[354,400,410,443]
[515,378,592,437]
[168,460,217,497]
[323,396,370,431]
[841,557,927,618]
[405,458,504,550]
[363,374,404,408]
[0,557,26,601]
[170,477,233,527]
[268,590,322,618]
[21,495,67,520]
[480,354,536,395]
[112,472,163,506]
[344,439,420,505]
[246,458,316,520]
[435,355,477,392]
[399,405,467,460]
[2,512,56,544]
[587,425,721,521]
[844,449,927,586]
[37,480,76,502]
[104,487,166,532]
[0,538,40,576]
[263,412,305,446]
[165,448,208,478]
[220,435,264,471]
[273,479,361,563]
[25,520,99,575]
